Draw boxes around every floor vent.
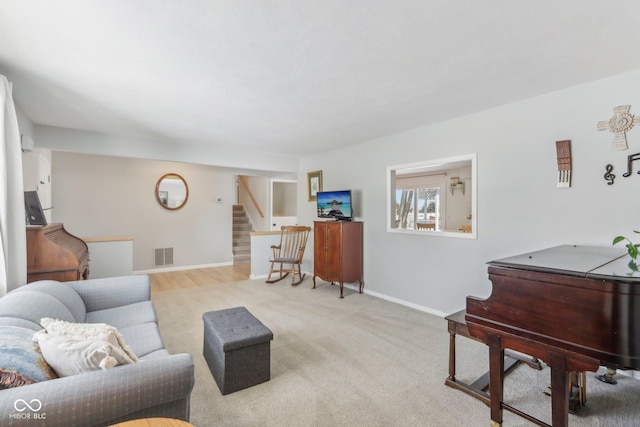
[154,248,174,267]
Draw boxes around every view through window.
[387,154,476,238]
[395,187,441,230]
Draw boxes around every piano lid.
[488,244,638,280]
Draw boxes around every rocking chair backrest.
[276,226,311,262]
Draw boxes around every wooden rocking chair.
[266,225,311,286]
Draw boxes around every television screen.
[317,190,352,220]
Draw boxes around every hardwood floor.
[148,264,251,293]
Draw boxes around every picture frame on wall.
[307,170,323,201]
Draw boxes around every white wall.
[86,239,133,278]
[273,181,297,217]
[51,152,236,271]
[238,175,269,231]
[18,105,42,192]
[299,69,640,316]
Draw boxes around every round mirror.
[155,173,189,210]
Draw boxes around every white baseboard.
[135,261,233,275]
[293,273,449,318]
[347,284,448,318]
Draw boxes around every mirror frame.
[155,173,189,211]
[386,153,477,239]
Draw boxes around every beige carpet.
[152,279,640,426]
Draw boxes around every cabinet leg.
[340,282,344,298]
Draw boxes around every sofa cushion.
[0,326,57,388]
[0,291,77,328]
[33,318,138,377]
[0,317,42,330]
[120,322,165,358]
[12,281,86,322]
[85,301,157,329]
[138,348,171,360]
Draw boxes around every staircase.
[232,204,252,264]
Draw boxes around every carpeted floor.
[151,278,640,426]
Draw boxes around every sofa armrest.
[66,275,151,312]
[0,353,194,427]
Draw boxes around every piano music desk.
[445,309,542,404]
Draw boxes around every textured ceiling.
[3,1,640,157]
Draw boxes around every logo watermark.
[9,399,46,420]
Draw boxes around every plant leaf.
[613,236,626,245]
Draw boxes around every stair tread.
[232,205,251,262]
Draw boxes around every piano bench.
[444,309,542,403]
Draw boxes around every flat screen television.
[316,190,352,220]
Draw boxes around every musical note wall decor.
[622,152,640,178]
[555,140,572,188]
[604,164,615,185]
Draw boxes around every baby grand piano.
[466,245,640,427]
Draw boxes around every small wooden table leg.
[448,328,456,382]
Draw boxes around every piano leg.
[595,367,618,384]
[548,352,570,427]
[488,334,504,427]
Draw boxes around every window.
[395,186,442,230]
[387,154,476,238]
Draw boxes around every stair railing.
[238,176,264,218]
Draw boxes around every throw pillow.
[33,318,138,377]
[0,326,57,389]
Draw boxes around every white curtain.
[0,75,26,295]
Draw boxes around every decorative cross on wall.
[597,105,640,150]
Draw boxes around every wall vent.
[153,248,174,267]
[164,247,174,265]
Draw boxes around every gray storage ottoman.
[203,306,274,395]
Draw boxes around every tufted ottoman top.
[202,307,273,351]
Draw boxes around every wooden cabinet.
[26,224,90,283]
[313,221,363,298]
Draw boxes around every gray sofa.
[0,275,195,427]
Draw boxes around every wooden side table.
[109,418,195,427]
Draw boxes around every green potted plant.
[613,230,640,273]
